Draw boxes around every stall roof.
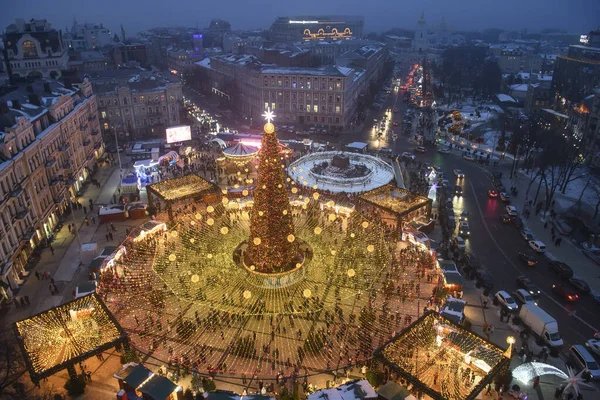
[122,364,153,389]
[346,141,369,150]
[438,260,458,273]
[443,271,463,286]
[138,375,178,400]
[101,246,118,257]
[89,257,104,271]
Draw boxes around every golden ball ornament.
[264,122,275,134]
[220,226,229,235]
[253,237,262,245]
[243,290,252,299]
[314,227,322,235]
[206,218,214,226]
[168,254,177,262]
[191,274,200,283]
[287,234,295,243]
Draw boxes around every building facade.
[413,12,428,52]
[269,16,364,43]
[64,21,113,50]
[196,54,368,130]
[0,79,104,298]
[552,41,600,108]
[96,80,184,141]
[2,18,69,79]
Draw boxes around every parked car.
[402,152,416,160]
[552,284,580,302]
[510,216,523,228]
[529,240,546,253]
[518,252,538,266]
[459,221,470,237]
[501,214,511,223]
[505,205,518,216]
[454,169,465,178]
[438,148,451,154]
[516,276,541,297]
[475,269,494,289]
[568,277,591,294]
[549,261,574,279]
[463,154,475,161]
[454,236,466,250]
[585,339,600,358]
[415,146,427,153]
[454,186,463,196]
[488,189,498,198]
[494,290,519,312]
[393,121,399,126]
[513,289,537,306]
[466,252,481,270]
[568,345,600,380]
[499,192,511,203]
[520,229,534,241]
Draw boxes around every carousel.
[222,142,259,165]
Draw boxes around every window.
[133,97,137,103]
[271,103,276,110]
[336,80,341,90]
[335,105,341,114]
[306,104,311,112]
[99,100,104,107]
[335,117,340,123]
[22,41,37,58]
[313,105,318,113]
[103,122,109,129]
[336,95,341,102]
[123,97,128,105]
[101,111,107,118]
[265,102,269,110]
[307,80,311,90]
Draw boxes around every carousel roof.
[223,142,259,157]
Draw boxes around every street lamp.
[506,336,516,358]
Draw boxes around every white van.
[528,240,546,253]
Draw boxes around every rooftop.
[14,294,126,382]
[359,184,431,216]
[147,173,217,202]
[376,312,510,400]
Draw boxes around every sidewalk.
[461,280,569,400]
[4,163,127,324]
[505,171,600,291]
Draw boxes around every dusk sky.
[2,0,598,36]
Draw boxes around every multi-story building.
[568,88,600,168]
[524,83,553,115]
[0,78,104,298]
[2,18,69,79]
[64,21,113,50]
[552,34,600,109]
[195,53,367,131]
[269,16,364,43]
[167,48,202,73]
[223,35,266,55]
[109,43,148,67]
[95,77,183,141]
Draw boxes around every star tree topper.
[263,108,276,124]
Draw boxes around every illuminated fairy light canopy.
[376,312,510,400]
[147,174,216,202]
[14,294,126,383]
[512,362,568,385]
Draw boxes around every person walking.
[50,246,55,255]
[24,295,30,305]
[35,271,40,280]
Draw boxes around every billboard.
[166,125,191,143]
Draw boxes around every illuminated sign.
[580,35,589,44]
[166,125,191,143]
[303,27,353,41]
[289,20,319,24]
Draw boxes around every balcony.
[88,115,97,121]
[83,138,91,146]
[10,186,23,198]
[21,230,35,243]
[80,123,88,131]
[93,141,102,149]
[91,129,100,136]
[54,194,65,204]
[58,144,71,152]
[63,161,72,169]
[45,158,57,168]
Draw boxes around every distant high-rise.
[63,20,112,50]
[2,18,69,79]
[269,16,364,42]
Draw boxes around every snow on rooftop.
[509,84,529,92]
[496,94,517,103]
[346,142,368,149]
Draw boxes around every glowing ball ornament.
[168,254,177,262]
[220,226,229,235]
[287,234,295,243]
[253,237,262,245]
[191,274,200,283]
[314,227,322,235]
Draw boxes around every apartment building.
[95,78,183,141]
[0,78,104,299]
[196,54,367,131]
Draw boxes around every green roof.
[139,375,178,400]
[89,257,104,271]
[101,246,118,257]
[123,364,152,388]
[438,260,458,273]
[378,381,410,400]
[443,271,463,286]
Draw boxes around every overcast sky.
[2,0,598,36]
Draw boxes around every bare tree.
[0,327,27,398]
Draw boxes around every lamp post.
[506,336,516,358]
[65,181,83,249]
[114,130,123,178]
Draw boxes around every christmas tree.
[246,110,298,273]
